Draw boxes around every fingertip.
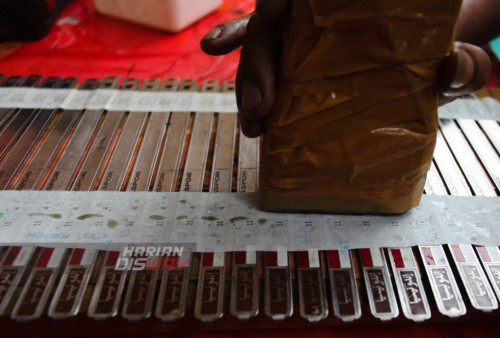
[200,26,224,55]
[201,26,223,43]
[240,114,264,138]
[200,15,253,55]
[439,42,491,98]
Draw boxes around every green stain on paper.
[0,212,3,218]
[77,214,103,220]
[230,216,249,224]
[202,216,218,221]
[258,218,267,225]
[179,199,187,204]
[176,215,189,220]
[107,219,119,228]
[149,215,165,220]
[29,213,62,219]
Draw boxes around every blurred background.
[0,0,253,82]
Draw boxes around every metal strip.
[127,79,178,191]
[11,248,66,321]
[0,246,35,315]
[48,248,97,319]
[153,79,196,192]
[296,250,328,322]
[327,249,361,322]
[264,251,293,320]
[180,80,218,192]
[359,248,399,321]
[43,77,120,191]
[388,247,431,321]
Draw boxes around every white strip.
[370,248,384,267]
[12,246,34,266]
[425,162,448,195]
[430,246,448,266]
[213,251,225,267]
[277,247,288,267]
[47,248,66,268]
[480,97,500,119]
[440,119,496,197]
[0,87,238,113]
[308,249,320,268]
[487,246,500,263]
[457,119,500,190]
[2,87,499,118]
[399,247,416,268]
[79,249,97,266]
[439,95,500,121]
[0,191,499,251]
[433,131,471,196]
[478,120,500,154]
[458,244,478,262]
[338,249,351,268]
[245,245,257,264]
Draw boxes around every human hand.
[201,1,491,137]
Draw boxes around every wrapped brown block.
[260,0,462,214]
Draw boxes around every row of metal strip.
[1,243,500,323]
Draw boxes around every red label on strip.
[36,248,55,268]
[234,251,246,265]
[2,246,21,266]
[450,245,466,263]
[328,250,340,269]
[420,247,435,266]
[266,252,278,267]
[476,246,492,263]
[202,252,214,267]
[105,251,120,267]
[390,249,405,269]
[359,249,373,267]
[69,248,85,266]
[296,251,309,268]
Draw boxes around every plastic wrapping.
[260,0,462,214]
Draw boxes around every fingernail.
[242,80,262,114]
[201,26,223,42]
[450,48,474,89]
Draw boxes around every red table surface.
[0,0,498,87]
[0,0,253,82]
[0,1,499,337]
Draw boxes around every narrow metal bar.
[295,250,328,322]
[0,76,68,189]
[127,78,178,191]
[87,251,127,319]
[0,75,42,163]
[48,248,97,319]
[70,78,139,191]
[0,247,35,315]
[387,247,431,321]
[264,248,293,320]
[180,80,218,192]
[326,249,361,322]
[230,250,259,319]
[359,248,399,321]
[153,79,196,192]
[194,252,225,322]
[43,76,119,190]
[11,248,66,321]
